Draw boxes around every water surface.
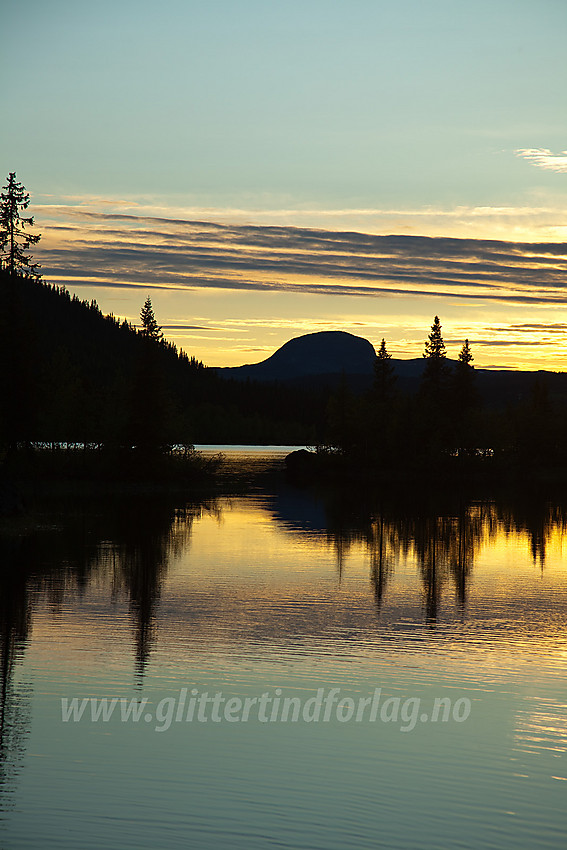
[1,449,567,848]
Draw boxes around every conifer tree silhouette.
[457,338,473,368]
[0,173,41,280]
[373,338,396,404]
[423,315,446,360]
[453,339,476,407]
[418,316,451,457]
[452,339,479,449]
[421,315,449,393]
[139,297,163,343]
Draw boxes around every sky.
[2,0,567,369]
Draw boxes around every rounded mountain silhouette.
[214,329,567,405]
[223,331,377,380]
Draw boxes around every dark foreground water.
[1,449,567,849]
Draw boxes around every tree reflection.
[274,485,566,618]
[495,495,567,572]
[107,498,201,683]
[367,513,395,611]
[447,502,492,612]
[0,538,33,816]
[413,516,444,624]
[0,490,213,813]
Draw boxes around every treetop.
[423,315,446,360]
[0,171,41,280]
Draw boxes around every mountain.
[217,330,447,383]
[218,331,378,381]
[216,329,567,408]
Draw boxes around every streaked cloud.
[33,208,567,308]
[515,148,567,173]
[34,195,567,242]
[27,205,567,371]
[161,324,208,330]
[468,339,556,347]
[496,323,567,333]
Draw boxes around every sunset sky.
[2,0,567,369]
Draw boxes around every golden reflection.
[368,514,396,611]
[7,488,567,676]
[514,695,567,765]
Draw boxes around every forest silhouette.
[0,268,324,479]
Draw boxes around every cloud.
[34,196,567,244]
[472,339,556,347]
[161,324,208,330]
[515,148,567,173]
[33,209,567,308]
[497,323,567,333]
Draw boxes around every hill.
[218,330,567,408]
[219,331,377,381]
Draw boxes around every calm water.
[1,449,567,849]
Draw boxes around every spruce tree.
[374,338,397,404]
[420,316,450,397]
[126,296,168,462]
[423,315,446,360]
[139,296,163,342]
[458,339,473,368]
[371,338,398,467]
[452,339,478,449]
[418,316,451,457]
[0,173,41,280]
[453,339,476,411]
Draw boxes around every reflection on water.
[0,543,32,820]
[2,476,567,848]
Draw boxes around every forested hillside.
[0,271,323,450]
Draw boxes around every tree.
[0,173,41,280]
[125,297,169,462]
[420,316,450,396]
[515,375,556,470]
[139,296,163,343]
[423,315,446,360]
[373,338,397,404]
[417,316,451,457]
[458,339,473,368]
[370,338,399,466]
[452,339,479,448]
[453,339,476,408]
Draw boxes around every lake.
[1,447,567,849]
